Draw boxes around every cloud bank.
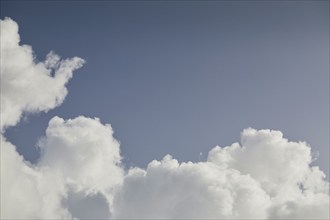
[1,18,329,219]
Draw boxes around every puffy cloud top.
[1,18,329,219]
[113,155,271,219]
[38,116,123,193]
[113,129,329,219]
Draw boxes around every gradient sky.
[1,0,329,177]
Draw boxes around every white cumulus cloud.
[1,18,329,219]
[0,17,85,130]
[1,138,71,219]
[112,154,271,219]
[0,17,85,219]
[38,116,123,193]
[112,129,329,219]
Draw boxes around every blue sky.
[2,1,329,174]
[1,1,330,219]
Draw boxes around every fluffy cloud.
[37,116,124,213]
[1,116,121,219]
[0,17,85,130]
[1,18,329,219]
[112,129,329,219]
[1,138,66,219]
[112,155,271,219]
[0,17,84,219]
[38,116,123,191]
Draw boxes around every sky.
[1,1,329,219]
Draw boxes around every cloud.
[112,129,329,219]
[1,116,123,219]
[112,155,271,219]
[0,17,85,130]
[38,116,123,192]
[1,18,329,219]
[0,17,84,219]
[0,137,71,219]
[37,116,124,215]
